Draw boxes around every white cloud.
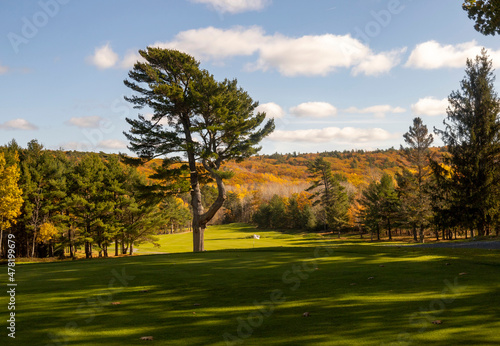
[87,43,119,69]
[155,26,264,61]
[190,0,270,13]
[255,102,285,119]
[345,105,406,118]
[406,40,500,69]
[154,26,405,77]
[352,48,406,76]
[269,127,398,143]
[0,63,8,75]
[290,102,337,118]
[411,97,448,116]
[66,116,104,128]
[0,118,38,130]
[98,139,128,149]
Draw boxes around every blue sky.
[1,0,500,155]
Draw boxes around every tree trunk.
[191,183,205,253]
[387,220,392,240]
[129,242,133,255]
[376,224,380,241]
[121,236,126,254]
[419,224,424,243]
[412,224,417,241]
[68,229,74,258]
[115,236,119,256]
[31,229,37,257]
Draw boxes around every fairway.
[134,223,327,254]
[2,224,500,346]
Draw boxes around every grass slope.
[1,224,499,346]
[134,223,325,254]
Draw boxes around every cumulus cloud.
[345,105,406,118]
[406,40,500,69]
[98,139,128,149]
[154,26,405,77]
[155,26,264,61]
[87,43,119,69]
[66,116,104,128]
[269,127,398,143]
[255,102,285,119]
[190,0,270,13]
[0,118,38,131]
[411,97,449,116]
[352,48,406,76]
[290,102,337,118]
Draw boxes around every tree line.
[0,141,191,259]
[1,50,499,256]
[221,50,500,241]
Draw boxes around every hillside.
[219,147,444,194]
[123,147,446,201]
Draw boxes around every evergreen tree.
[377,173,400,241]
[434,49,500,237]
[358,174,399,241]
[123,48,274,252]
[306,157,349,231]
[68,153,113,258]
[397,117,434,242]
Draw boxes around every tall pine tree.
[435,49,500,237]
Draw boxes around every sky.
[1,0,500,155]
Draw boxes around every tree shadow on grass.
[5,247,500,345]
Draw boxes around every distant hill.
[219,147,444,195]
[65,147,445,197]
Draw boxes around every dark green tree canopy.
[124,48,274,168]
[434,49,500,236]
[463,0,500,35]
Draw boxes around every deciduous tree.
[0,152,23,257]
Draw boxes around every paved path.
[410,240,500,250]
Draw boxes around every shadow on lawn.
[7,246,500,346]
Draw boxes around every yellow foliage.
[294,191,312,211]
[38,222,59,243]
[0,152,23,230]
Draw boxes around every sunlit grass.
[1,224,499,345]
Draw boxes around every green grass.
[134,223,325,254]
[1,224,500,345]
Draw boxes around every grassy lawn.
[1,224,499,345]
[134,223,333,254]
